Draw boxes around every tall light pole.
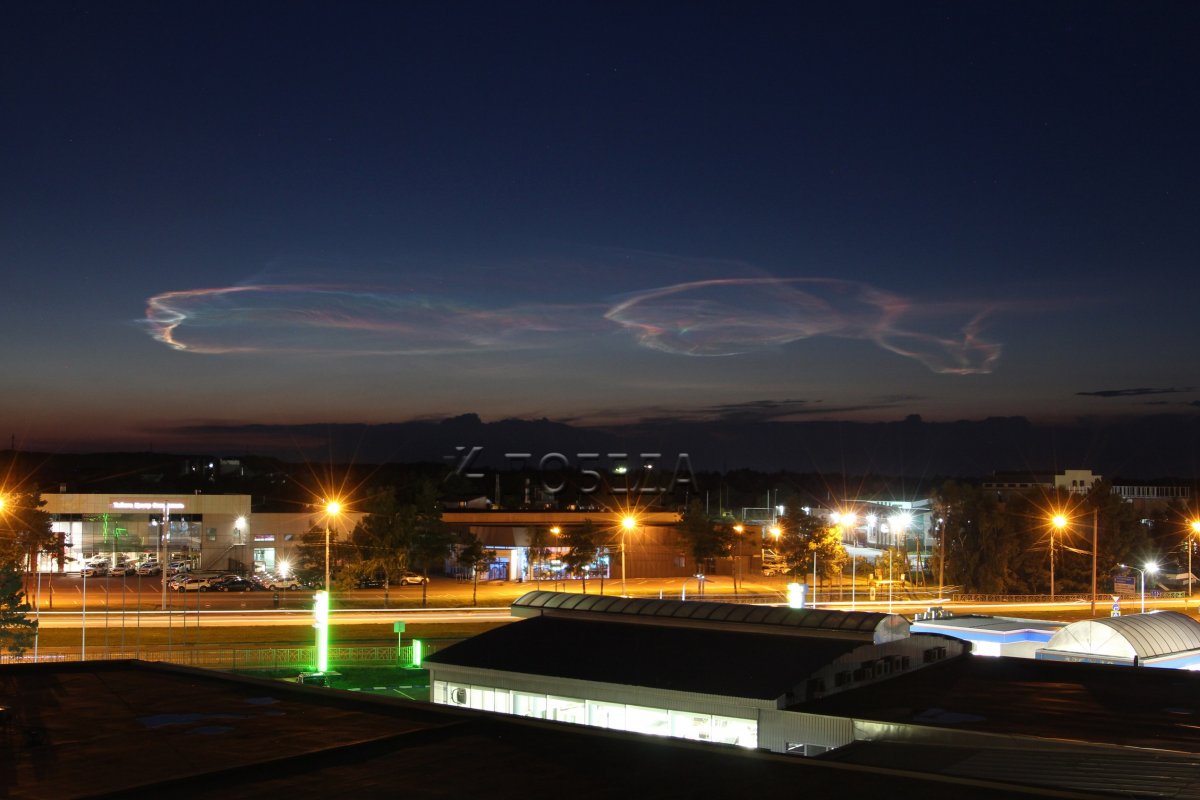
[621,515,636,595]
[324,500,341,594]
[1189,521,1200,600]
[1050,514,1068,602]
[1122,562,1158,614]
[732,524,744,596]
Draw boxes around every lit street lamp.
[621,515,636,595]
[732,524,744,596]
[324,500,342,594]
[1050,514,1068,602]
[1189,521,1200,600]
[1121,562,1158,614]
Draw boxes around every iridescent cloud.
[144,275,1002,374]
[604,278,1002,374]
[144,284,590,355]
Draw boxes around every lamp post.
[732,524,744,596]
[1050,514,1067,602]
[1189,521,1200,600]
[887,513,910,614]
[621,515,636,596]
[1122,562,1158,613]
[324,500,341,594]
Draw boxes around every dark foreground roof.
[801,652,1200,754]
[1,660,1079,799]
[427,615,868,699]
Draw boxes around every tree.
[527,526,553,586]
[674,499,734,575]
[562,520,599,593]
[456,532,496,606]
[405,482,453,608]
[0,560,35,655]
[0,490,57,596]
[0,491,54,654]
[775,508,847,588]
[350,487,412,607]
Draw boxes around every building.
[0,659,1077,799]
[427,590,963,755]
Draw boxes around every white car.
[137,561,162,576]
[262,576,302,591]
[398,572,428,586]
[172,576,211,592]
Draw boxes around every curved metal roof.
[512,590,909,643]
[1044,611,1200,660]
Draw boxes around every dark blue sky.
[3,1,1198,452]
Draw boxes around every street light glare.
[326,500,342,516]
[1052,514,1068,529]
[622,516,636,530]
[1146,562,1159,574]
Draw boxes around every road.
[21,572,1195,628]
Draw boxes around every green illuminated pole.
[314,590,329,673]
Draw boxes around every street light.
[621,515,636,595]
[1189,520,1200,600]
[1121,562,1159,613]
[887,513,910,614]
[1050,514,1068,603]
[324,500,342,594]
[732,524,744,596]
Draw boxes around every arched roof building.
[1037,611,1200,668]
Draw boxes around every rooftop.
[0,659,1073,799]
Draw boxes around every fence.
[951,592,1186,603]
[0,642,441,669]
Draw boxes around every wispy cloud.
[142,271,1005,374]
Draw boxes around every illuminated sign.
[253,534,275,542]
[111,500,186,510]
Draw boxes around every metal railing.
[0,642,441,669]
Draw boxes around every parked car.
[398,572,428,586]
[262,575,301,591]
[172,576,212,592]
[109,562,136,577]
[167,561,193,575]
[82,562,110,577]
[137,561,162,576]
[211,576,255,592]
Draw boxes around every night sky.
[3,2,1199,454]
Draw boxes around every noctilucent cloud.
[2,2,1198,452]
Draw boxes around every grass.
[34,620,511,649]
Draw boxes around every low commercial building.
[1036,611,1200,668]
[427,590,965,755]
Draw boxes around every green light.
[314,590,329,673]
[412,639,423,668]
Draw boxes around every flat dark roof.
[1,660,1076,799]
[427,615,868,699]
[800,653,1200,753]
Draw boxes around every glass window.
[626,705,670,737]
[587,700,627,730]
[546,695,586,724]
[513,692,547,719]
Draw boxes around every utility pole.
[1090,507,1098,617]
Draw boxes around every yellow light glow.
[326,500,342,516]
[843,512,858,526]
[622,516,636,530]
[769,526,781,537]
[1191,520,1200,534]
[550,526,561,535]
[733,524,744,533]
[1052,514,1068,529]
